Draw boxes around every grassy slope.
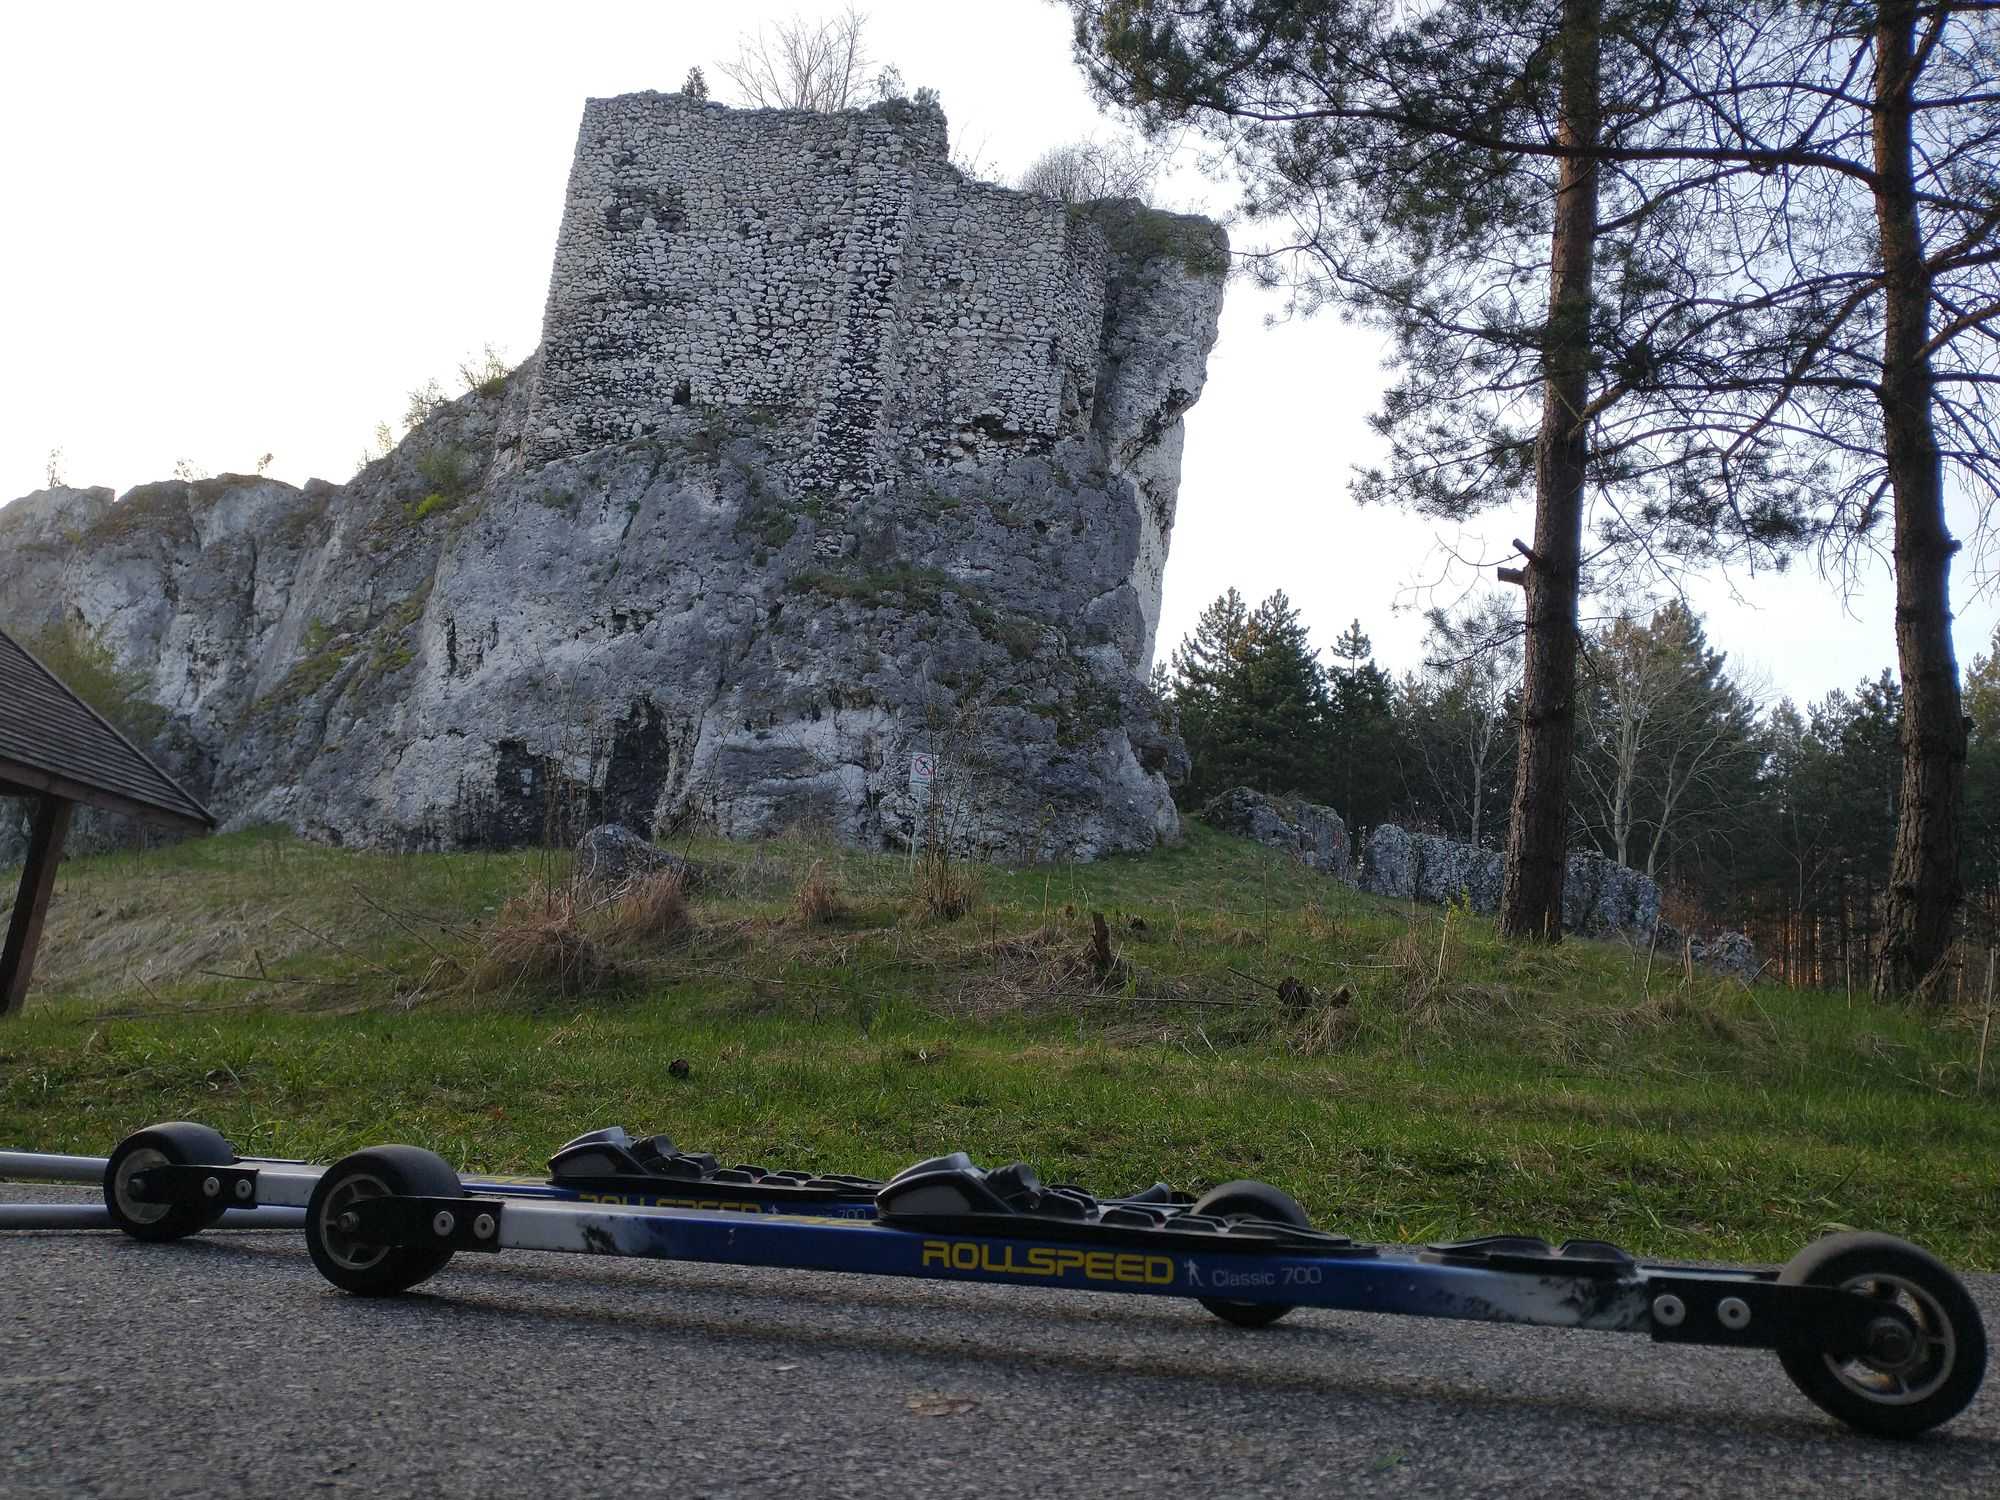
[3,824,1995,1266]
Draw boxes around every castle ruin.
[528,94,1110,505]
[0,94,1229,862]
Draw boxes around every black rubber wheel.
[1192,1179,1311,1328]
[1775,1231,1987,1438]
[102,1122,236,1241]
[305,1145,464,1296]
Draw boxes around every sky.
[3,0,1994,709]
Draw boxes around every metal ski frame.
[328,1188,1890,1359]
[2,1145,1866,1352]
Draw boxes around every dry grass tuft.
[792,860,846,925]
[1380,911,1511,1040]
[596,870,692,949]
[462,871,692,999]
[1288,997,1361,1056]
[465,882,623,998]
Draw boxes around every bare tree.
[1410,595,1523,849]
[717,7,895,113]
[1018,137,1159,204]
[1573,601,1759,879]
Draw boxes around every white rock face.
[0,98,1225,863]
[1360,824,1662,937]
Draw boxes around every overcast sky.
[4,0,1994,708]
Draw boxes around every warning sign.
[908,752,936,789]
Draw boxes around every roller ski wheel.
[103,1122,236,1242]
[306,1145,464,1296]
[1192,1179,1311,1328]
[1775,1231,1987,1438]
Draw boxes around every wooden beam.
[0,754,211,834]
[1,795,73,1018]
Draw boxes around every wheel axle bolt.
[202,1176,221,1198]
[337,1212,360,1233]
[1867,1317,1916,1366]
[473,1213,496,1240]
[1717,1297,1751,1331]
[1651,1294,1686,1328]
[234,1179,253,1201]
[432,1210,457,1238]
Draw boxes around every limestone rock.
[1360,825,1504,913]
[1655,925,1761,981]
[575,824,707,891]
[1690,930,1759,981]
[1201,787,1351,882]
[0,98,1226,867]
[1359,824,1660,938]
[1559,850,1662,937]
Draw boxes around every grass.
[3,823,1996,1267]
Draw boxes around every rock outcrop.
[575,824,709,891]
[1360,824,1661,938]
[1200,787,1352,882]
[1655,925,1762,981]
[0,96,1226,865]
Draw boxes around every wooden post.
[1,794,73,1017]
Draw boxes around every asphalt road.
[3,1184,1996,1499]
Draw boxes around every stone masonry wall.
[528,93,1108,503]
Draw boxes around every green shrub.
[414,445,477,500]
[18,619,165,745]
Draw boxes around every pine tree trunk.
[1499,0,1600,942]
[1870,0,1966,999]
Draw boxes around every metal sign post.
[907,753,935,874]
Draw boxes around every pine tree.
[1236,592,1330,798]
[1165,589,1329,803]
[681,66,709,101]
[1069,0,1858,942]
[1167,588,1250,802]
[1324,619,1397,833]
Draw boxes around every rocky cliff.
[0,97,1226,864]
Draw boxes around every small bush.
[457,343,511,400]
[403,378,447,433]
[792,859,845,925]
[415,445,477,500]
[407,492,454,524]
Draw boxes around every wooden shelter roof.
[0,625,213,832]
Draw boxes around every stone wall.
[528,93,1110,506]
